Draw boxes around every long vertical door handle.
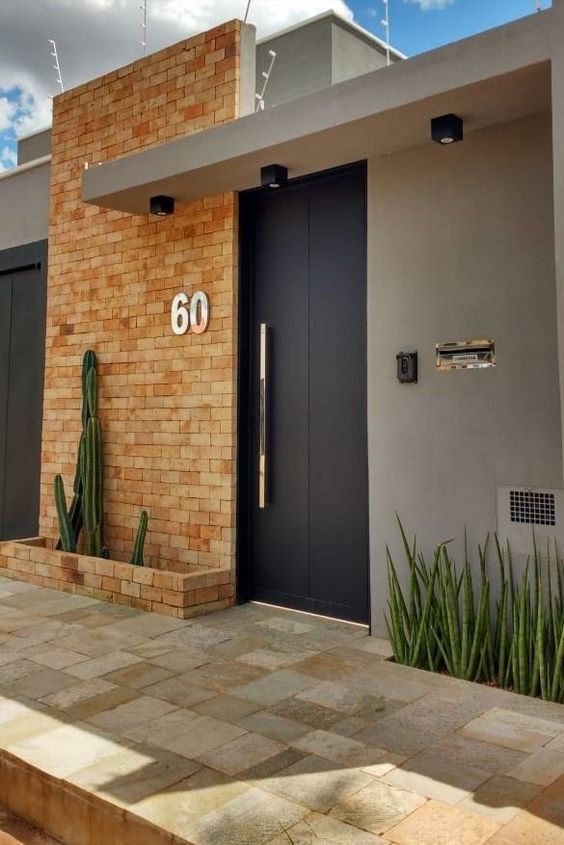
[259,323,268,509]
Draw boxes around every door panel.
[0,275,13,536]
[308,173,368,618]
[4,267,47,538]
[251,190,310,602]
[0,244,47,541]
[241,165,368,623]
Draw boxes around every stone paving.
[0,574,563,844]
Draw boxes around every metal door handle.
[259,323,268,509]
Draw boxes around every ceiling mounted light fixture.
[260,164,288,189]
[150,195,175,216]
[431,113,464,145]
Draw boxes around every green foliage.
[130,510,148,566]
[82,413,103,557]
[54,474,76,553]
[386,517,564,703]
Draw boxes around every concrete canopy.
[82,11,552,215]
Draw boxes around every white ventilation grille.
[509,489,555,527]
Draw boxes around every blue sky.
[355,0,550,56]
[0,0,552,172]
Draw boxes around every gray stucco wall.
[331,22,388,84]
[0,162,50,251]
[256,19,332,109]
[17,129,51,166]
[367,112,561,634]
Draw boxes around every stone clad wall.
[40,21,243,584]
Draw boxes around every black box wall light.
[261,164,288,189]
[150,195,175,216]
[431,113,464,145]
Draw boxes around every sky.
[0,0,552,172]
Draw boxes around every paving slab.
[0,575,563,845]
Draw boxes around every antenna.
[140,0,147,55]
[244,0,252,23]
[255,49,277,112]
[380,0,391,67]
[48,39,64,93]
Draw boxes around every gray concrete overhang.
[83,11,552,215]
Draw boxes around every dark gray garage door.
[0,241,47,540]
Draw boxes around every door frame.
[236,162,369,617]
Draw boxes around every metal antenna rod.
[48,39,64,93]
[244,0,252,23]
[381,0,391,67]
[255,49,276,112]
[140,0,148,55]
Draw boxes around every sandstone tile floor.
[0,576,564,845]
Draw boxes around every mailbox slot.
[436,339,495,371]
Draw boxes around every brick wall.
[40,21,243,576]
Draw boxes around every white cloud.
[0,145,17,166]
[407,0,454,9]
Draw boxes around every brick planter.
[0,538,235,619]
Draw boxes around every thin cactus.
[130,511,148,566]
[54,474,76,553]
[82,414,103,557]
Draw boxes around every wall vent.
[509,489,555,527]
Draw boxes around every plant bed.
[386,519,564,704]
[0,537,235,619]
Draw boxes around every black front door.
[239,165,369,623]
[0,242,47,540]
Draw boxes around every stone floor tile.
[153,625,234,651]
[208,635,271,660]
[141,673,218,708]
[197,731,285,776]
[329,778,427,835]
[102,661,175,690]
[131,766,249,837]
[238,748,307,781]
[69,744,200,806]
[267,698,342,730]
[123,707,200,744]
[186,785,308,845]
[344,668,432,702]
[257,754,373,813]
[27,648,90,670]
[141,713,246,759]
[0,661,41,685]
[103,613,190,638]
[146,648,212,673]
[58,686,140,721]
[292,729,387,767]
[193,693,263,724]
[386,744,492,799]
[0,709,64,749]
[545,733,564,752]
[434,734,529,774]
[353,716,440,758]
[54,627,148,658]
[483,811,564,845]
[296,681,375,715]
[39,678,117,710]
[524,773,564,828]
[255,617,315,636]
[458,775,542,823]
[266,811,388,844]
[385,799,500,844]
[459,707,560,752]
[236,645,318,671]
[64,650,143,680]
[180,659,267,692]
[86,695,178,734]
[390,694,483,736]
[508,747,564,786]
[239,711,312,743]
[351,637,394,658]
[6,669,78,700]
[276,653,354,681]
[361,751,406,778]
[7,722,129,778]
[232,670,316,706]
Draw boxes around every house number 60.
[171,291,210,336]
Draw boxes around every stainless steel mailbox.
[436,339,495,371]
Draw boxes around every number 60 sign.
[171,291,210,336]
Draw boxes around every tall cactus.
[82,367,104,557]
[57,350,97,548]
[54,474,76,553]
[130,510,148,566]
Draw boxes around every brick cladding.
[39,21,242,576]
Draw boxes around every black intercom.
[396,351,418,384]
